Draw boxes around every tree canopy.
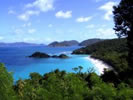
[113,0,133,79]
[0,63,16,100]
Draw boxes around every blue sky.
[0,0,120,44]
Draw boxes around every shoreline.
[87,56,112,75]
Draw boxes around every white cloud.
[96,28,116,38]
[99,1,117,21]
[25,0,54,12]
[14,29,24,34]
[101,24,106,28]
[18,10,40,21]
[0,36,4,40]
[28,29,36,34]
[48,24,53,28]
[45,37,53,42]
[23,37,53,44]
[23,37,37,42]
[14,27,36,34]
[8,10,16,15]
[86,24,95,28]
[55,11,72,19]
[18,0,55,21]
[22,22,32,27]
[76,16,92,22]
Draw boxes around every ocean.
[0,46,98,81]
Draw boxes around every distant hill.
[0,42,45,47]
[48,39,104,47]
[79,38,104,46]
[48,40,79,47]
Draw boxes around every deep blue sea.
[0,46,98,81]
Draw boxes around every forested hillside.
[0,0,133,99]
[73,38,128,73]
[79,38,103,46]
[1,38,133,100]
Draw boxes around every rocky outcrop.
[29,52,68,59]
[58,54,68,58]
[29,52,50,58]
[52,54,68,58]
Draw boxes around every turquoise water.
[0,46,98,81]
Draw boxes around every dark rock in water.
[29,52,50,58]
[52,54,68,58]
[29,52,69,59]
[58,54,68,58]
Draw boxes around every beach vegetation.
[0,63,133,100]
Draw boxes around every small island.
[58,54,69,58]
[29,52,50,58]
[52,54,68,58]
[29,52,69,59]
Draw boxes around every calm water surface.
[0,46,98,81]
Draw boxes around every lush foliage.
[0,63,16,100]
[0,64,133,100]
[1,0,133,99]
[73,38,128,73]
[72,38,133,86]
[113,0,133,79]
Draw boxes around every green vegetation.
[73,38,128,73]
[29,52,69,59]
[0,0,133,99]
[0,63,16,100]
[72,38,133,86]
[73,0,133,85]
[113,0,133,80]
[0,64,133,100]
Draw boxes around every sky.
[0,0,120,44]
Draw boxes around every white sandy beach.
[86,56,112,75]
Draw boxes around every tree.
[0,63,16,100]
[78,66,83,74]
[72,67,78,73]
[113,0,133,78]
[15,79,25,98]
[29,72,42,85]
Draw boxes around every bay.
[0,46,98,81]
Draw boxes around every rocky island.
[29,52,50,58]
[29,52,69,59]
[58,54,68,58]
